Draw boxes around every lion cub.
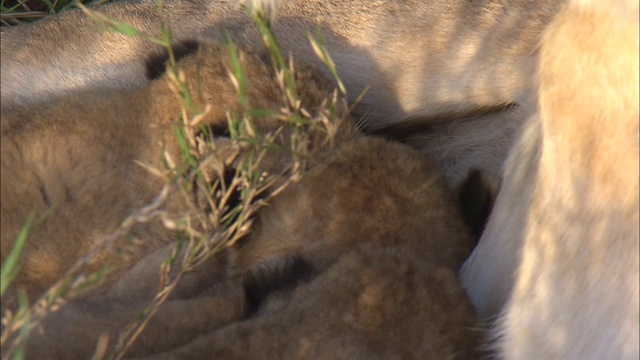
[5,40,495,359]
[136,136,492,360]
[0,40,345,311]
[19,136,494,360]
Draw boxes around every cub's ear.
[455,169,500,246]
[145,40,200,80]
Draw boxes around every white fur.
[404,106,526,185]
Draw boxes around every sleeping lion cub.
[1,0,637,358]
[0,39,349,310]
[2,40,494,359]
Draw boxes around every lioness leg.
[462,0,639,358]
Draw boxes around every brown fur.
[2,0,638,358]
[231,137,477,274]
[0,41,344,310]
[0,0,542,196]
[19,137,491,359]
[134,247,480,360]
[136,136,489,360]
[2,39,491,359]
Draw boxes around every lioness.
[460,1,639,358]
[1,0,563,123]
[1,0,637,358]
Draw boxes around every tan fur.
[461,0,639,358]
[2,0,638,358]
[231,137,476,273]
[19,137,486,359]
[3,39,487,358]
[0,0,235,116]
[505,1,639,358]
[146,136,485,360]
[1,0,563,126]
[135,247,480,360]
[0,0,548,200]
[0,41,342,310]
[20,267,248,359]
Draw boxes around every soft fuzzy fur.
[0,41,345,310]
[5,42,495,358]
[2,0,638,358]
[461,0,639,358]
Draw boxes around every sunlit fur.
[7,42,493,359]
[2,0,637,358]
[0,41,342,311]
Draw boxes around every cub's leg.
[20,247,245,360]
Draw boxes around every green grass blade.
[1,213,34,297]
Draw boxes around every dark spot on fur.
[145,40,200,80]
[64,185,74,203]
[209,124,231,138]
[242,256,317,318]
[34,174,52,206]
[220,166,270,225]
[194,165,270,243]
[456,169,499,247]
[191,166,239,214]
[221,167,241,212]
[39,185,51,207]
[195,123,231,141]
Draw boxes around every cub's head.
[232,133,498,276]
